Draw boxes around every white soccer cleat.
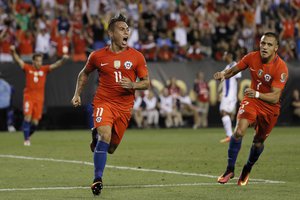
[24,140,31,146]
[8,125,16,132]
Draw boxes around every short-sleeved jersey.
[236,51,288,108]
[23,63,50,101]
[86,47,148,111]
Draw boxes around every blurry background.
[1,0,300,130]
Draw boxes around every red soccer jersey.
[23,64,50,101]
[86,47,148,111]
[236,51,289,108]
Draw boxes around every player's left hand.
[119,77,134,89]
[244,88,256,98]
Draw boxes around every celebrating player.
[71,14,149,196]
[219,51,242,143]
[214,32,288,186]
[10,45,69,146]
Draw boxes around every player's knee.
[233,128,244,139]
[253,141,264,149]
[100,133,111,143]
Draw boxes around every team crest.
[257,69,264,77]
[96,117,102,123]
[238,109,245,115]
[264,74,271,82]
[124,61,133,69]
[114,60,121,69]
[280,73,287,83]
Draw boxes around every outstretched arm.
[119,76,150,90]
[71,66,92,107]
[10,45,25,69]
[214,65,242,81]
[49,55,69,71]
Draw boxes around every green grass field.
[0,127,299,200]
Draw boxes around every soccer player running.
[71,14,149,196]
[214,32,288,186]
[219,51,242,143]
[10,45,69,146]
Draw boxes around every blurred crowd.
[1,0,300,63]
[131,72,210,129]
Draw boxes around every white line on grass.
[0,181,282,192]
[0,154,285,184]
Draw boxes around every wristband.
[255,91,260,98]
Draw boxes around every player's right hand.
[213,71,225,81]
[71,95,81,107]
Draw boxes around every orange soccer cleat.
[237,165,251,186]
[217,169,234,184]
[220,136,230,143]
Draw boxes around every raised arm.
[49,55,69,71]
[214,65,242,81]
[10,45,25,69]
[71,66,93,107]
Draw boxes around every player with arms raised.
[214,32,288,186]
[71,14,149,196]
[10,45,68,146]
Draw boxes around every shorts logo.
[124,61,133,69]
[238,109,245,115]
[257,69,263,77]
[280,73,287,83]
[96,117,102,123]
[264,74,271,82]
[114,60,121,69]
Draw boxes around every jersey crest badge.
[264,74,271,82]
[280,73,287,83]
[114,60,121,69]
[96,117,102,123]
[124,61,133,69]
[258,69,263,77]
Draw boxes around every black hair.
[32,53,43,60]
[108,13,127,31]
[263,32,279,46]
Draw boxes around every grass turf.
[0,127,299,200]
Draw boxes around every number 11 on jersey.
[114,71,122,82]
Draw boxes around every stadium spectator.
[10,45,69,146]
[51,29,71,59]
[143,89,159,128]
[132,90,145,129]
[71,29,93,62]
[34,25,51,59]
[0,19,14,63]
[193,71,209,128]
[16,29,34,62]
[292,88,300,118]
[218,51,242,143]
[167,77,181,99]
[177,88,200,128]
[214,32,289,186]
[141,33,157,61]
[71,14,150,196]
[158,87,182,128]
[0,73,16,132]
